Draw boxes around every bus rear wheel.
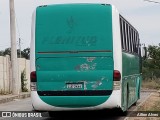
[133,101,137,106]
[123,87,129,115]
[126,85,129,109]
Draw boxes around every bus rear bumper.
[31,90,121,111]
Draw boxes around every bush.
[21,69,28,92]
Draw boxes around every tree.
[0,50,4,56]
[21,48,30,60]
[0,47,30,59]
[147,45,160,69]
[17,49,21,58]
[142,45,160,80]
[3,48,11,56]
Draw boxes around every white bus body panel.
[112,5,122,109]
[30,10,36,72]
[31,90,120,111]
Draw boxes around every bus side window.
[127,24,131,52]
[137,35,140,55]
[123,20,127,51]
[135,32,139,54]
[120,15,140,55]
[125,22,129,52]
[133,31,136,54]
[130,27,133,53]
[120,18,124,50]
[137,34,140,55]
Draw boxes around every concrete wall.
[0,56,30,94]
[0,55,10,94]
[18,58,30,92]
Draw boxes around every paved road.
[0,91,152,120]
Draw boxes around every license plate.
[66,83,83,89]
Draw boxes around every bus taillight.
[30,71,37,91]
[30,71,37,82]
[114,70,121,81]
[113,70,121,90]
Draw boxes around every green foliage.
[142,45,160,80]
[0,47,30,59]
[21,69,28,92]
[148,45,160,69]
[0,48,11,56]
[21,48,30,59]
[17,49,21,58]
[0,51,3,56]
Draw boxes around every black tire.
[119,85,129,116]
[126,85,129,109]
[138,82,140,99]
[121,85,129,116]
[117,108,127,116]
[122,86,128,115]
[133,82,140,106]
[133,101,137,106]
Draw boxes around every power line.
[144,0,160,4]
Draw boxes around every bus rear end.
[31,4,118,111]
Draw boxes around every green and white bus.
[30,3,144,115]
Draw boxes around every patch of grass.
[0,89,10,95]
[138,92,160,111]
[21,69,28,92]
[142,79,160,90]
[150,101,160,111]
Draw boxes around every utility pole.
[9,0,19,95]
[19,38,21,58]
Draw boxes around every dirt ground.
[126,92,160,120]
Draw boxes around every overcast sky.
[0,0,160,50]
